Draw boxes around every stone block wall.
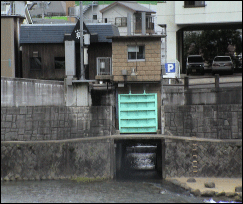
[1,139,114,181]
[1,106,115,141]
[163,104,242,139]
[112,37,161,82]
[165,139,242,178]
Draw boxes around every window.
[115,17,127,27]
[184,1,205,7]
[93,14,97,20]
[128,46,145,60]
[1,4,6,12]
[30,57,42,70]
[135,14,154,33]
[104,18,107,23]
[55,57,65,69]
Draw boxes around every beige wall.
[1,17,15,77]
[112,38,161,82]
[66,1,76,23]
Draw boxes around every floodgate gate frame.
[118,92,158,133]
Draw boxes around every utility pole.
[42,1,44,19]
[80,1,84,80]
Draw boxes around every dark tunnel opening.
[114,139,164,181]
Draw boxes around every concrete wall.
[1,106,114,141]
[175,1,242,25]
[162,85,242,105]
[1,138,114,181]
[1,77,64,106]
[165,138,242,178]
[162,104,242,139]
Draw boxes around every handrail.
[162,74,242,88]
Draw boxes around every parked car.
[186,55,205,75]
[212,56,234,75]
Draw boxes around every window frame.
[184,1,205,8]
[127,45,145,61]
[115,17,127,27]
[93,14,97,20]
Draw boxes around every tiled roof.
[86,23,120,43]
[20,24,75,44]
[20,23,119,44]
[100,1,156,13]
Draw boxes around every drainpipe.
[80,1,84,80]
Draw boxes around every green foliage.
[184,29,242,65]
[71,176,108,183]
[44,16,67,20]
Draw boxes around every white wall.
[175,1,242,24]
[1,77,64,107]
[84,5,108,23]
[102,5,134,36]
[14,1,25,16]
[157,2,182,63]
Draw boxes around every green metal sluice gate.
[118,92,158,133]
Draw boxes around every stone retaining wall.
[1,106,115,141]
[162,104,242,139]
[1,138,114,181]
[165,139,242,178]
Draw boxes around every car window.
[188,57,203,63]
[214,57,231,61]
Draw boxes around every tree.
[184,29,242,65]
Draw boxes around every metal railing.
[96,57,112,76]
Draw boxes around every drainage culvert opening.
[115,139,164,181]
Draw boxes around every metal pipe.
[80,1,84,80]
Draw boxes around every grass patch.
[71,176,108,183]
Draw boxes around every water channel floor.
[1,179,205,203]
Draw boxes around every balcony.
[135,15,155,34]
[95,57,113,81]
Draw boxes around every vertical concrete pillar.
[127,13,131,35]
[177,30,184,73]
[184,76,189,90]
[77,82,90,106]
[142,12,146,35]
[162,139,166,179]
[215,74,219,89]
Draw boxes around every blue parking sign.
[165,63,175,73]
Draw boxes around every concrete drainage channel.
[114,139,164,180]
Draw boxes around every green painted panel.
[118,93,158,133]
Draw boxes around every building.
[1,15,25,78]
[20,21,119,80]
[29,1,76,23]
[106,35,165,132]
[100,1,156,36]
[157,1,242,73]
